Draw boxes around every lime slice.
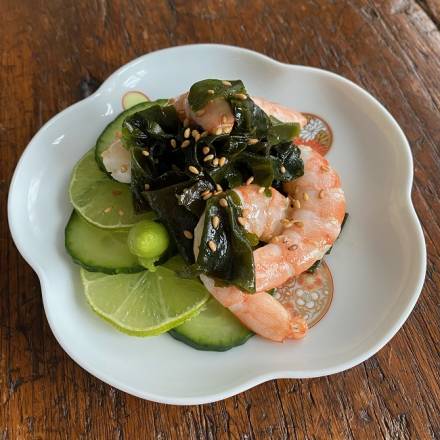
[69,149,152,228]
[80,266,210,336]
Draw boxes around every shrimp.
[101,139,131,183]
[173,92,235,135]
[173,93,307,135]
[194,145,346,342]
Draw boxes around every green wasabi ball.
[127,220,170,271]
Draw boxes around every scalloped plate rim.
[8,44,426,405]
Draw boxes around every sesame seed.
[118,209,124,216]
[103,207,112,213]
[183,118,189,127]
[203,154,214,162]
[280,166,286,174]
[184,127,191,138]
[237,216,246,226]
[200,131,208,138]
[234,93,247,100]
[303,192,309,201]
[321,164,330,172]
[293,199,301,209]
[208,240,217,252]
[192,129,200,139]
[212,215,220,229]
[202,192,212,200]
[144,183,150,190]
[247,138,259,145]
[293,220,304,228]
[216,184,223,192]
[219,198,228,208]
[319,189,326,199]
[221,114,228,124]
[193,133,200,142]
[215,127,223,135]
[212,158,219,167]
[289,244,299,251]
[181,140,190,149]
[142,149,150,156]
[183,230,193,239]
[246,176,254,185]
[222,80,232,86]
[170,139,177,148]
[120,164,128,173]
[188,165,199,174]
[219,156,227,167]
[196,109,205,117]
[207,89,215,94]
[258,187,266,194]
[202,146,210,155]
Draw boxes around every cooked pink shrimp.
[194,145,346,342]
[173,93,306,135]
[173,92,235,135]
[252,97,307,128]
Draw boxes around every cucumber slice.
[65,210,143,274]
[95,99,168,172]
[169,297,254,351]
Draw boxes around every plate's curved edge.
[7,44,427,405]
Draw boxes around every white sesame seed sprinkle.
[212,215,220,229]
[222,80,232,86]
[219,198,228,208]
[188,165,199,174]
[181,140,190,149]
[246,176,254,185]
[203,154,214,162]
[208,240,217,252]
[183,230,193,239]
[234,93,247,100]
[184,127,191,139]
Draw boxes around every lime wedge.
[80,266,210,336]
[69,149,152,228]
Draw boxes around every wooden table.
[2,1,439,438]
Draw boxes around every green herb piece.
[195,191,256,292]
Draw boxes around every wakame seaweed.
[122,79,305,289]
[195,191,256,292]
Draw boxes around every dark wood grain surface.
[1,0,439,438]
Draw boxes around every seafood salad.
[66,79,346,351]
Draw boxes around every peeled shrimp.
[194,145,346,341]
[101,139,131,183]
[173,93,307,135]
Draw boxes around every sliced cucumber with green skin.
[65,210,143,274]
[95,99,168,172]
[169,297,254,351]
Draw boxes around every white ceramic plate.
[8,44,426,405]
